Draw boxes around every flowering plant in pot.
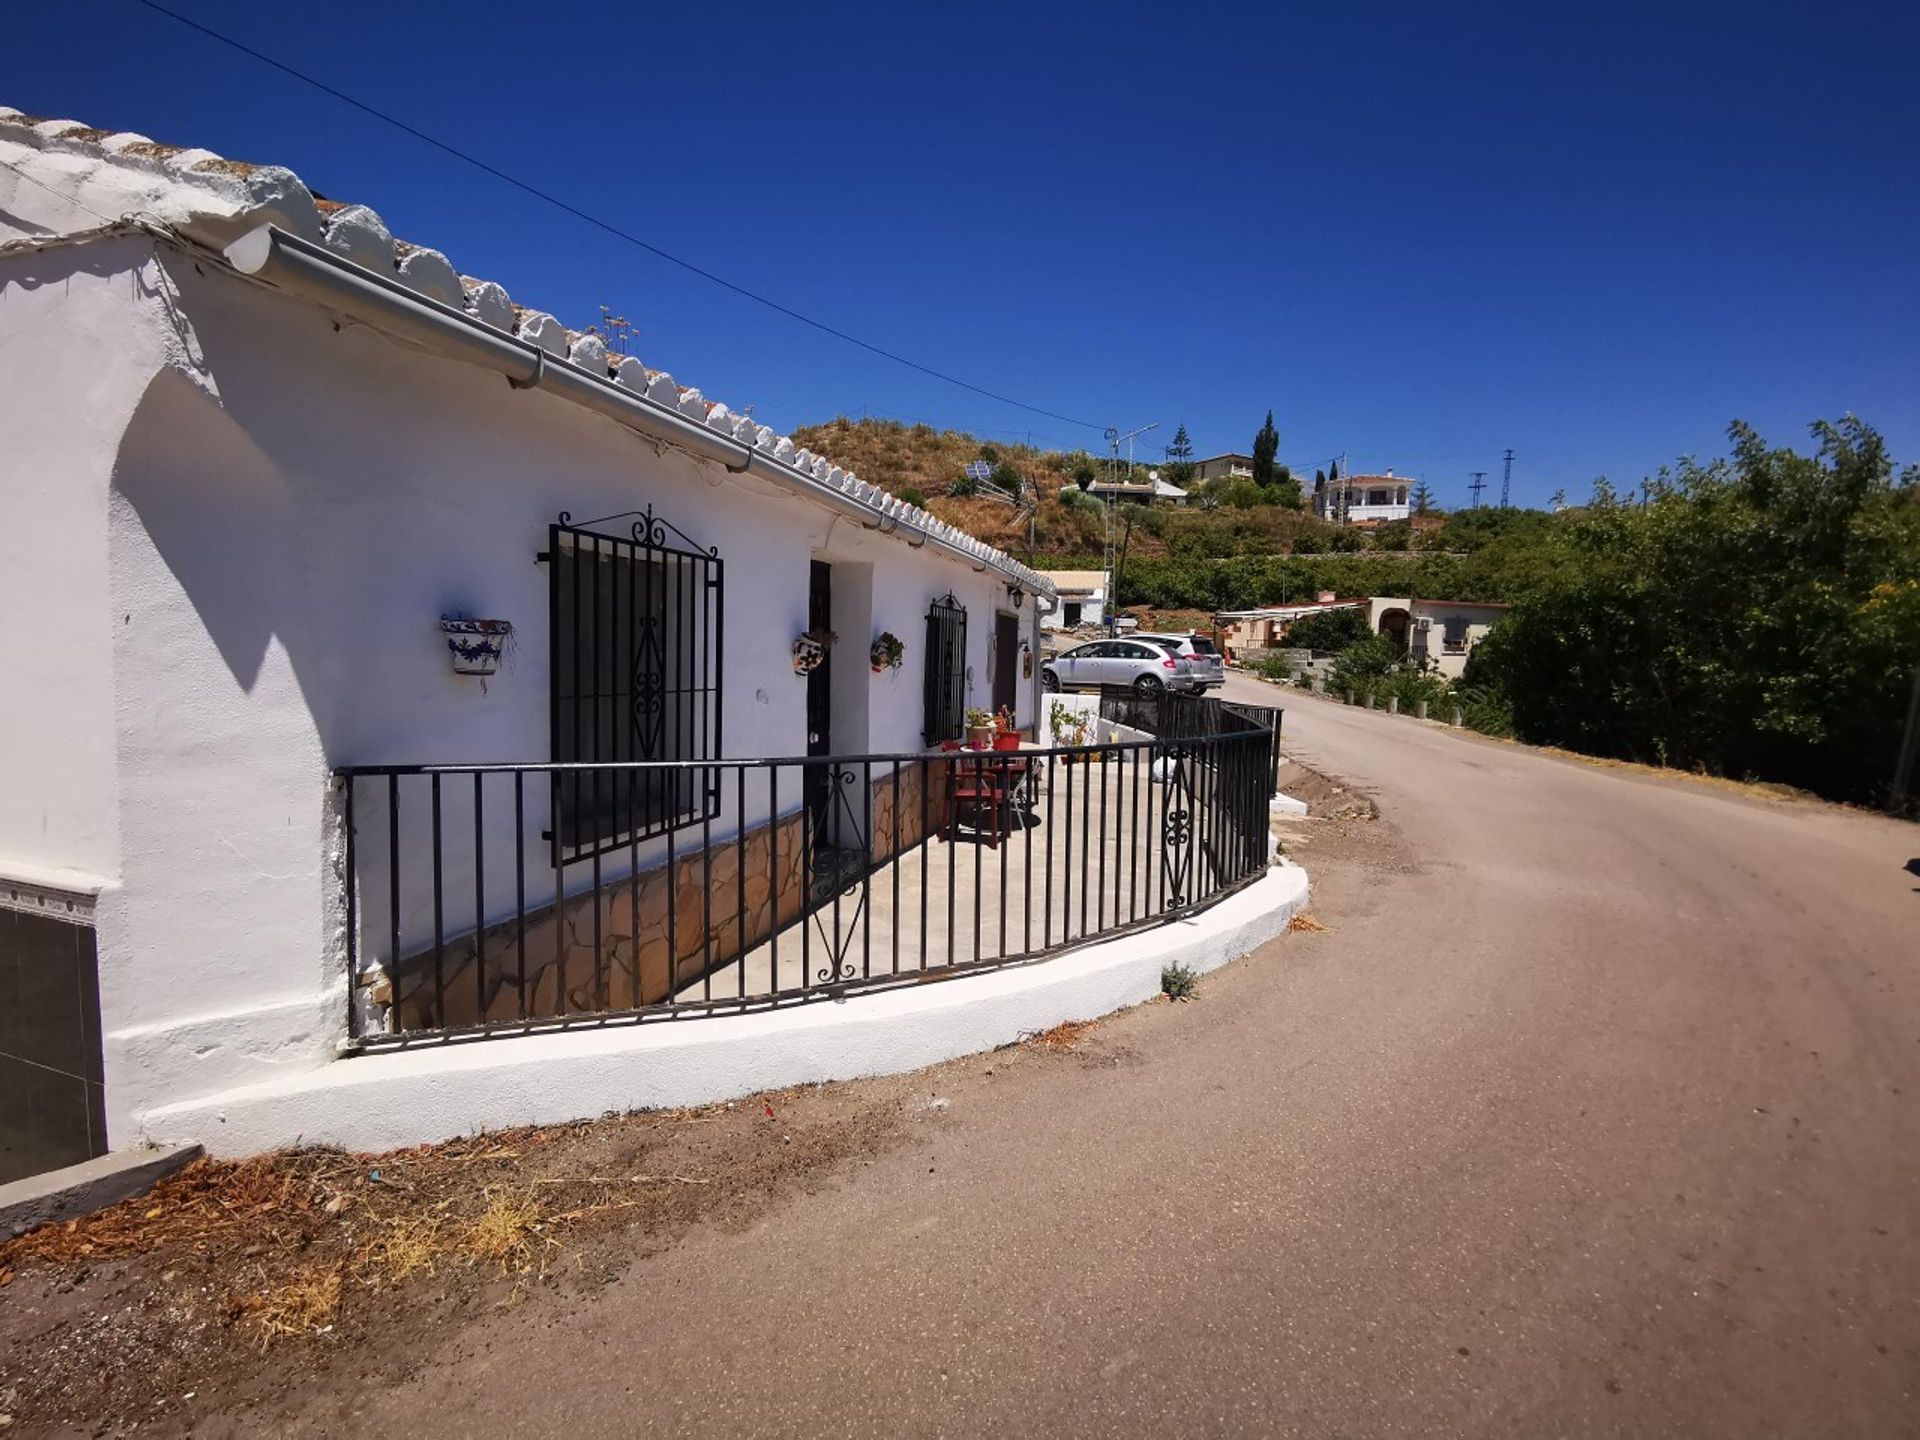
[439,616,513,676]
[870,631,904,673]
[792,627,837,675]
[964,707,995,749]
[1049,698,1092,752]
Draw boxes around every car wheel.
[1134,673,1165,696]
[1041,668,1061,692]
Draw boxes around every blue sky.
[7,1,1917,507]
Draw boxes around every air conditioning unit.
[1415,618,1431,633]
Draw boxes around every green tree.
[1264,464,1304,509]
[1164,424,1196,487]
[1369,520,1413,551]
[1465,417,1920,804]
[1328,634,1403,693]
[1285,607,1372,653]
[1252,411,1280,488]
[1410,480,1435,516]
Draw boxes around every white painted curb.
[140,861,1309,1157]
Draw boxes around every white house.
[1215,595,1367,656]
[1367,597,1511,677]
[1082,473,1188,505]
[1313,471,1413,526]
[0,109,1071,1176]
[1039,570,1108,629]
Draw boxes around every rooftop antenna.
[1501,448,1514,508]
[1468,471,1488,509]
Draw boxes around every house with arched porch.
[1368,597,1512,677]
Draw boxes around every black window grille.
[923,593,967,743]
[544,507,722,863]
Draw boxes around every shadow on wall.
[105,264,558,771]
[112,365,302,694]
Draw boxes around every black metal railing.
[1096,687,1283,798]
[334,701,1280,1047]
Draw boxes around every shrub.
[898,487,927,508]
[1161,962,1198,1001]
[1328,634,1403,695]
[1254,653,1293,681]
[1283,607,1371,654]
[1453,684,1514,736]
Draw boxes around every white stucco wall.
[1042,594,1105,630]
[0,238,178,890]
[1,238,1041,1144]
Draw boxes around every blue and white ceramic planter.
[440,616,512,676]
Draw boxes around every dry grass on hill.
[789,417,1326,570]
[789,416,1088,557]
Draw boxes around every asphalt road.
[287,678,1920,1436]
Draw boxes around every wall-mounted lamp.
[1007,585,1024,609]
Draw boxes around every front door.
[805,560,833,830]
[991,612,1019,717]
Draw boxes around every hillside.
[788,416,1322,566]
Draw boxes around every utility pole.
[1468,471,1488,509]
[1101,422,1158,635]
[1501,448,1514,508]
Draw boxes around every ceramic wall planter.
[440,616,512,676]
[793,629,836,676]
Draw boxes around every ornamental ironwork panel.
[1159,744,1195,909]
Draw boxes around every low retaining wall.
[142,859,1310,1156]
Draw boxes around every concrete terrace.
[676,751,1254,1004]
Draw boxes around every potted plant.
[965,706,995,749]
[439,615,512,676]
[870,631,904,673]
[1048,698,1091,753]
[792,627,837,675]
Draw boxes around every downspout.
[1031,591,1055,735]
[221,225,1036,590]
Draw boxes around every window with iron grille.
[546,509,722,862]
[923,594,967,743]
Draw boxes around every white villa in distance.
[1313,470,1414,526]
[0,107,1303,1175]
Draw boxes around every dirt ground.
[0,764,1369,1438]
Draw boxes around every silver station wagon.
[1042,638,1202,695]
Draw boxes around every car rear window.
[1187,637,1218,654]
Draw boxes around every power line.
[128,0,1108,433]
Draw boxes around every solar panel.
[963,460,993,481]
